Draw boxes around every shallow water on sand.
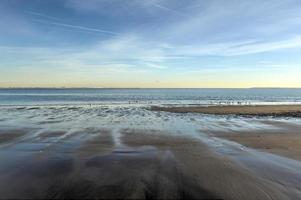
[1,105,301,199]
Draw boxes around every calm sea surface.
[0,88,301,106]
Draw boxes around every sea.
[1,88,301,106]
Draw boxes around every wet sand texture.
[0,130,218,199]
[214,130,301,161]
[0,128,298,199]
[121,130,292,200]
[0,129,29,144]
[150,105,301,117]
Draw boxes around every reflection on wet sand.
[1,105,301,199]
[0,127,298,199]
[0,129,218,199]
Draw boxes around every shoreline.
[150,105,301,117]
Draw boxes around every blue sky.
[1,0,301,87]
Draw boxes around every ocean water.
[1,88,301,106]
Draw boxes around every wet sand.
[76,129,114,158]
[121,130,295,199]
[151,105,301,117]
[1,103,301,199]
[0,129,220,199]
[0,128,29,144]
[0,128,298,199]
[212,130,301,161]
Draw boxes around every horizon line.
[0,87,301,89]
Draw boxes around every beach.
[213,129,301,161]
[152,105,301,160]
[0,127,297,199]
[150,105,301,117]
[0,104,301,199]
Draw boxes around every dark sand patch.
[27,107,40,110]
[0,129,29,144]
[121,128,194,147]
[38,120,64,124]
[24,158,74,178]
[151,105,301,117]
[38,131,66,139]
[0,157,74,199]
[76,129,114,158]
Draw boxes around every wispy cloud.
[169,36,301,56]
[146,0,186,16]
[32,19,119,35]
[27,11,63,22]
[144,63,168,69]
[1,0,301,87]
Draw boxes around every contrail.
[148,1,186,16]
[33,19,120,36]
[28,11,63,22]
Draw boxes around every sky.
[1,0,301,88]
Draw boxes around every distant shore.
[150,105,301,117]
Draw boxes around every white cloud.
[144,63,168,69]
